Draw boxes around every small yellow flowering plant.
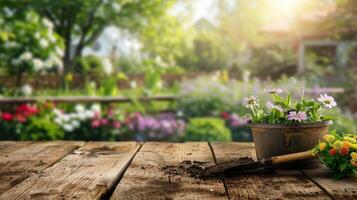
[313,132,357,179]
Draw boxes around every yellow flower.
[65,73,73,82]
[319,143,327,151]
[344,137,356,144]
[343,141,352,148]
[351,152,357,162]
[325,135,335,144]
[351,144,357,150]
[220,70,229,82]
[117,72,127,80]
[332,141,343,150]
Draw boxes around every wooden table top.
[0,141,355,200]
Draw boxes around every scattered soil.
[161,160,210,179]
[161,157,255,179]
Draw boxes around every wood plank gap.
[101,142,144,200]
[300,169,336,200]
[208,142,231,200]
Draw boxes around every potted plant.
[243,81,336,160]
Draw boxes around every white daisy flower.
[317,94,337,109]
[242,96,259,108]
[266,102,283,112]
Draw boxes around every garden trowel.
[202,150,315,177]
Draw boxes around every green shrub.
[185,117,231,141]
[73,55,103,74]
[21,116,64,140]
[325,108,357,133]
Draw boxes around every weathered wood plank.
[302,168,357,200]
[0,141,82,194]
[111,142,228,200]
[211,142,331,200]
[0,142,140,200]
[0,141,33,155]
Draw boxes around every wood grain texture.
[211,142,331,200]
[111,142,228,200]
[302,168,357,200]
[0,141,82,194]
[0,142,140,200]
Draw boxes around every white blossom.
[102,58,113,75]
[54,117,62,125]
[21,84,33,96]
[39,38,49,48]
[42,18,54,29]
[53,109,62,116]
[60,114,70,122]
[19,52,33,61]
[55,47,64,57]
[48,33,56,43]
[130,81,137,89]
[84,110,95,119]
[91,104,101,114]
[242,96,259,108]
[266,102,283,112]
[318,94,337,109]
[63,124,74,132]
[75,104,85,113]
[71,120,80,128]
[35,32,40,39]
[32,58,44,71]
[78,112,87,121]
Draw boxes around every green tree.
[139,14,194,66]
[0,10,63,87]
[2,0,175,76]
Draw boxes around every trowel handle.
[270,151,315,165]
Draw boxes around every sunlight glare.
[271,0,300,16]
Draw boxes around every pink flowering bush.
[243,79,337,124]
[121,112,186,141]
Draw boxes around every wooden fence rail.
[0,96,176,104]
[0,87,344,104]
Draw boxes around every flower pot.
[249,121,332,160]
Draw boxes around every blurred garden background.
[0,0,356,141]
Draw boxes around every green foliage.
[185,117,231,141]
[21,116,64,140]
[326,108,357,133]
[177,31,230,71]
[177,77,235,118]
[0,10,63,82]
[73,55,103,74]
[2,0,175,74]
[139,14,193,66]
